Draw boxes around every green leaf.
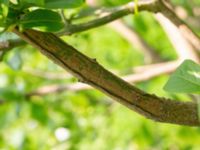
[20,0,44,5]
[31,103,48,125]
[6,6,21,27]
[44,0,84,9]
[0,0,9,6]
[164,59,200,93]
[0,88,24,102]
[0,3,9,23]
[19,9,64,32]
[19,0,45,8]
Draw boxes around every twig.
[0,39,26,61]
[158,0,200,51]
[0,39,26,51]
[57,0,159,36]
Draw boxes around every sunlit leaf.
[19,9,64,32]
[19,0,45,8]
[164,59,200,93]
[1,4,8,17]
[0,4,9,28]
[44,0,84,9]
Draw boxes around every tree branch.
[14,28,199,126]
[158,0,200,51]
[155,13,199,61]
[26,61,179,97]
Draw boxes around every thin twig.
[57,0,159,36]
[56,0,200,54]
[0,39,26,51]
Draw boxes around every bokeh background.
[0,0,200,149]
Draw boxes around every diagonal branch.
[26,61,179,97]
[157,0,200,51]
[155,13,199,61]
[14,28,199,126]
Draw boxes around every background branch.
[108,20,161,63]
[0,39,26,61]
[155,13,199,62]
[57,0,159,36]
[158,0,200,51]
[0,39,26,51]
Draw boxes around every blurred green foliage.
[0,0,200,149]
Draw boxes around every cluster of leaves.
[0,0,84,32]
